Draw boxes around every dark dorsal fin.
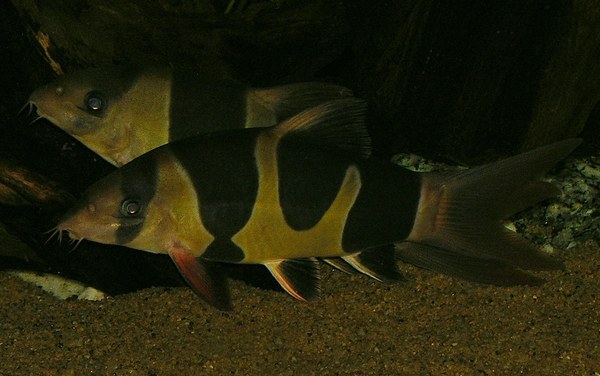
[343,246,405,283]
[264,258,321,301]
[251,82,354,122]
[168,246,232,311]
[271,98,371,158]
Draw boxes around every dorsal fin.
[270,98,371,158]
[264,258,321,301]
[250,82,354,123]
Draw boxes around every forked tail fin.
[395,139,581,285]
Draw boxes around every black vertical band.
[115,155,159,244]
[169,68,247,141]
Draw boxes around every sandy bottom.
[0,241,598,375]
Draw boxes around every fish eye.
[120,199,142,217]
[85,91,105,113]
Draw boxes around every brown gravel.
[0,240,598,375]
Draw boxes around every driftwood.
[0,155,73,262]
[522,1,600,150]
[346,0,600,159]
[0,156,74,207]
[9,0,349,83]
[0,223,41,262]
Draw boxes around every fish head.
[57,156,164,251]
[28,66,144,166]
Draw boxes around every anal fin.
[321,257,359,275]
[168,246,232,311]
[264,258,321,301]
[343,246,404,283]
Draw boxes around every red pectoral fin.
[168,246,232,311]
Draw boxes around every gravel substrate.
[0,152,597,375]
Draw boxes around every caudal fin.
[396,139,581,285]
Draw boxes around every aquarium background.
[0,1,598,374]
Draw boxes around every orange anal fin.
[168,246,232,311]
[264,258,321,302]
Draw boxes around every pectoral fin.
[264,258,321,301]
[168,246,232,311]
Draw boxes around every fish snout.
[57,201,96,237]
[59,226,80,241]
[27,84,67,120]
[56,217,81,241]
[30,83,65,102]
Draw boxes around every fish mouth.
[19,99,48,126]
[19,101,35,117]
[27,89,48,112]
[45,225,81,244]
[25,97,57,125]
[55,223,82,241]
[27,86,70,125]
[56,204,87,241]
